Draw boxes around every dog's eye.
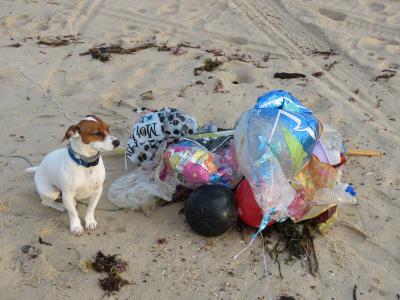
[91,132,102,136]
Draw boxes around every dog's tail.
[26,166,39,173]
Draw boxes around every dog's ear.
[62,125,80,142]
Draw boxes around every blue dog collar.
[67,143,100,168]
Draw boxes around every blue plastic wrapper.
[234,90,321,221]
[255,90,321,173]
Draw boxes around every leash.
[76,200,125,212]
[0,154,34,166]
[18,66,76,123]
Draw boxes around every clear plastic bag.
[234,90,321,222]
[108,168,175,212]
[234,111,296,220]
[312,123,343,165]
[312,183,357,206]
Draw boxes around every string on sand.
[17,66,76,123]
[76,200,125,212]
[0,154,34,166]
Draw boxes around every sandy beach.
[0,0,399,299]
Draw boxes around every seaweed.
[38,237,52,246]
[353,284,358,300]
[157,44,172,51]
[266,219,318,277]
[205,48,224,56]
[279,296,295,300]
[7,43,22,48]
[156,238,167,245]
[373,73,395,81]
[140,90,154,100]
[92,251,128,274]
[194,58,223,75]
[80,41,272,69]
[99,272,129,294]
[91,251,130,295]
[85,48,110,62]
[80,43,156,62]
[323,61,338,71]
[214,79,226,93]
[311,49,337,59]
[312,71,323,78]
[37,35,78,47]
[274,72,306,79]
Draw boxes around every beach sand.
[0,0,399,299]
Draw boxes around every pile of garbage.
[109,90,358,238]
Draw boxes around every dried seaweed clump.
[92,251,128,273]
[266,220,318,277]
[194,58,223,75]
[80,43,156,62]
[91,251,130,295]
[99,273,130,294]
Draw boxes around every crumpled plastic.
[158,131,243,189]
[234,90,321,222]
[288,155,343,222]
[126,108,198,168]
[108,167,175,211]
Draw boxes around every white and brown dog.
[27,115,120,236]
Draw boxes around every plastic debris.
[158,131,242,189]
[235,179,263,228]
[126,108,198,168]
[346,149,383,156]
[108,167,175,211]
[313,183,357,206]
[185,185,238,236]
[234,90,321,224]
[313,124,342,165]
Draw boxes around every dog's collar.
[67,143,100,168]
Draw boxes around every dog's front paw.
[85,218,98,231]
[70,223,84,236]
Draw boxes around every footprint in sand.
[224,64,256,84]
[234,71,256,84]
[226,36,248,46]
[48,70,67,93]
[368,2,386,13]
[43,244,81,272]
[47,70,77,97]
[19,243,81,278]
[318,8,347,21]
[3,14,50,33]
[156,3,179,15]
[127,24,137,31]
[3,15,30,29]
[386,44,400,55]
[36,23,50,31]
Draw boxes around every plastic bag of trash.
[234,90,321,222]
[158,130,243,189]
[108,168,175,213]
[312,123,343,165]
[126,108,198,168]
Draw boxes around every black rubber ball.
[185,185,238,237]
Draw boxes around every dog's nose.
[112,140,120,148]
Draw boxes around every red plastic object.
[312,206,338,224]
[235,179,263,227]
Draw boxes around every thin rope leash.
[17,66,76,123]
